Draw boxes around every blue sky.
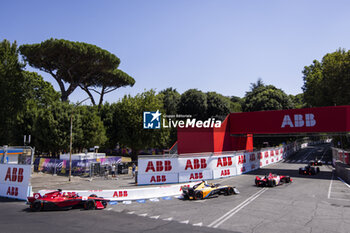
[1,0,350,104]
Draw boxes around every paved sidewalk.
[30,172,140,192]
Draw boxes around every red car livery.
[255,173,292,187]
[27,189,109,211]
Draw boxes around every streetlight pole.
[68,97,90,182]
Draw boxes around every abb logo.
[216,157,232,167]
[180,185,190,191]
[221,169,230,176]
[264,152,269,158]
[251,164,255,169]
[275,150,279,155]
[113,191,128,197]
[4,167,24,182]
[281,114,316,128]
[190,172,203,180]
[145,161,172,172]
[270,150,274,157]
[185,159,207,170]
[238,155,246,165]
[150,175,166,183]
[7,187,18,196]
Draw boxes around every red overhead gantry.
[177,105,350,154]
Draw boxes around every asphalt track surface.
[1,144,350,233]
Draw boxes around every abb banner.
[0,164,31,200]
[138,144,297,185]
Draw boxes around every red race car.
[27,189,109,211]
[255,173,292,187]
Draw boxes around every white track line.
[208,188,268,228]
[337,177,350,189]
[328,172,334,199]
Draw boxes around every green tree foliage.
[242,79,294,112]
[302,49,350,107]
[229,96,243,113]
[206,92,231,119]
[289,93,305,109]
[19,38,135,105]
[72,106,107,150]
[113,90,169,161]
[158,88,181,115]
[178,89,208,120]
[13,71,60,145]
[33,102,72,155]
[158,88,181,147]
[0,40,25,144]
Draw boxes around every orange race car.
[181,180,239,200]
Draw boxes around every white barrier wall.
[0,164,31,200]
[38,181,201,201]
[138,144,296,185]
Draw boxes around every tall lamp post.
[69,97,90,182]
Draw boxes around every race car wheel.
[272,180,276,187]
[31,200,42,212]
[285,176,291,183]
[89,194,98,198]
[316,167,320,173]
[299,168,302,174]
[226,187,234,195]
[194,191,203,200]
[84,200,96,210]
[102,201,107,208]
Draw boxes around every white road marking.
[150,215,160,219]
[328,172,334,199]
[337,177,350,189]
[179,220,189,224]
[193,222,203,227]
[297,160,301,162]
[163,217,173,221]
[328,161,332,165]
[107,208,112,211]
[208,188,268,228]
[291,160,296,162]
[303,160,307,163]
[127,211,135,214]
[138,213,148,217]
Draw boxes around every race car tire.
[285,176,291,183]
[101,201,107,208]
[299,168,302,174]
[84,200,96,210]
[226,187,234,195]
[316,167,320,173]
[31,200,42,212]
[89,194,98,198]
[255,180,258,186]
[272,180,276,187]
[194,191,203,200]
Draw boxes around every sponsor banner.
[138,158,178,174]
[213,167,237,179]
[39,181,201,201]
[178,170,213,182]
[137,173,178,185]
[178,156,211,172]
[0,164,31,200]
[212,155,237,169]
